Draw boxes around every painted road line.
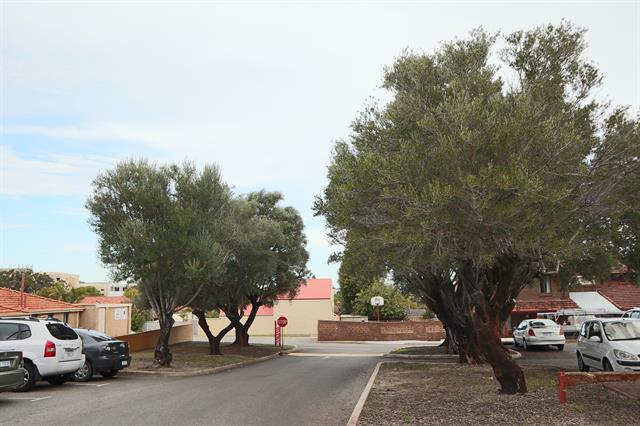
[66,382,111,387]
[288,353,384,357]
[7,396,52,402]
[347,361,382,426]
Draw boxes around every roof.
[219,279,333,318]
[512,298,579,313]
[279,279,333,300]
[0,287,83,314]
[80,296,130,305]
[596,282,640,311]
[569,291,623,315]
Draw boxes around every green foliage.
[337,249,385,314]
[0,269,55,293]
[130,305,151,332]
[36,284,102,303]
[352,280,409,321]
[315,20,639,291]
[422,310,436,320]
[204,309,219,318]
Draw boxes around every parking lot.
[513,341,578,370]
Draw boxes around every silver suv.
[0,317,84,391]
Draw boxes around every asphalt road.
[0,338,578,425]
[0,338,416,426]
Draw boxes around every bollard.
[558,372,567,404]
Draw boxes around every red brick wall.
[317,320,445,341]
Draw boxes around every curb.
[122,345,297,378]
[385,348,521,361]
[347,361,382,426]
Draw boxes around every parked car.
[621,308,640,319]
[576,318,640,372]
[0,317,84,391]
[72,329,131,382]
[0,351,26,392]
[512,318,565,350]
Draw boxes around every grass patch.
[391,346,448,355]
[130,342,289,371]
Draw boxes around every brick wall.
[518,275,568,300]
[317,319,445,341]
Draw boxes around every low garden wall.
[317,319,445,341]
[116,321,195,352]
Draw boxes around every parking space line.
[66,382,110,387]
[7,396,52,402]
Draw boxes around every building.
[77,282,132,296]
[45,272,80,287]
[510,275,579,329]
[0,287,83,326]
[78,296,133,336]
[201,278,337,337]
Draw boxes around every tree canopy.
[315,21,639,394]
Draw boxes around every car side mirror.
[589,335,602,343]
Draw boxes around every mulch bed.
[358,363,638,425]
[130,342,286,372]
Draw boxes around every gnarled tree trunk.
[232,301,261,346]
[193,309,234,355]
[154,312,174,367]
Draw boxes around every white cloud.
[0,146,115,196]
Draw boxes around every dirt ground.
[130,342,287,371]
[358,362,638,425]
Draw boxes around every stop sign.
[277,316,288,327]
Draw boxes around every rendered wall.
[116,322,195,352]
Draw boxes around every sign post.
[274,321,281,347]
[370,296,385,322]
[276,316,288,348]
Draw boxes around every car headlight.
[613,349,638,360]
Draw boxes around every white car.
[0,317,85,391]
[512,319,565,350]
[621,308,640,319]
[577,318,640,372]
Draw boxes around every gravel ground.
[358,362,638,425]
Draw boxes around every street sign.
[277,316,288,327]
[370,296,384,307]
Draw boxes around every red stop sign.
[277,316,288,327]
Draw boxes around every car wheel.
[577,353,590,372]
[523,338,529,351]
[556,344,564,351]
[513,336,519,347]
[100,369,119,379]
[46,375,68,386]
[73,360,93,382]
[603,359,614,372]
[14,361,36,392]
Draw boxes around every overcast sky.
[1,1,638,285]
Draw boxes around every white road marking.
[288,353,383,357]
[7,396,52,402]
[347,362,382,426]
[66,382,110,387]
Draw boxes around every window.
[0,323,31,340]
[587,322,602,340]
[46,323,78,340]
[580,323,588,338]
[539,276,551,294]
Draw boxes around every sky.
[0,1,639,285]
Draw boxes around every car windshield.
[603,321,640,341]
[530,320,555,328]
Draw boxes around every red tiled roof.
[513,298,579,313]
[0,287,82,313]
[219,279,333,318]
[596,281,640,311]
[80,296,130,305]
[279,278,333,300]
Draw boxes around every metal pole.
[558,372,567,404]
[376,306,380,322]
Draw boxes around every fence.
[558,371,640,403]
[116,321,196,352]
[318,319,445,341]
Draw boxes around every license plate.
[0,360,11,368]
[543,332,552,336]
[121,360,128,366]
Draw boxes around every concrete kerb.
[384,348,522,361]
[121,345,298,378]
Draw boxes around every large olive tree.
[315,22,639,393]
